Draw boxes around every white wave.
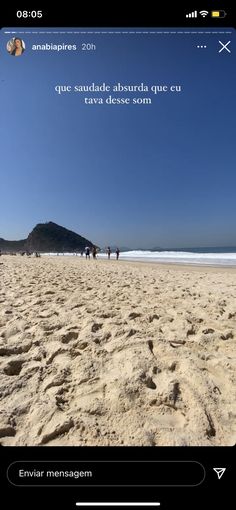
[41,250,236,266]
[117,250,236,265]
[118,250,236,265]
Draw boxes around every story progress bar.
[75,504,160,507]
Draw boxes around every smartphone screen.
[0,4,235,509]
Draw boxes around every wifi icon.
[199,10,209,17]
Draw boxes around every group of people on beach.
[107,246,120,259]
[84,246,97,259]
[0,248,120,259]
[84,246,120,260]
[20,251,40,257]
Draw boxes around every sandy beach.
[0,255,235,446]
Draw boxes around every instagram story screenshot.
[0,4,235,509]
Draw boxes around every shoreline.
[2,252,236,270]
[100,258,236,271]
[40,254,236,272]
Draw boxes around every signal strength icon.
[199,10,209,17]
[186,11,197,18]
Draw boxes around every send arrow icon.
[213,468,226,479]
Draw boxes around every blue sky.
[0,28,235,248]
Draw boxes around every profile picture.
[7,37,25,56]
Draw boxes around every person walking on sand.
[85,246,90,259]
[107,246,111,259]
[115,247,120,260]
[92,246,97,259]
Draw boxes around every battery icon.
[211,10,227,18]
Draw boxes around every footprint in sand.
[91,323,103,333]
[128,312,141,320]
[61,331,79,343]
[3,359,24,376]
